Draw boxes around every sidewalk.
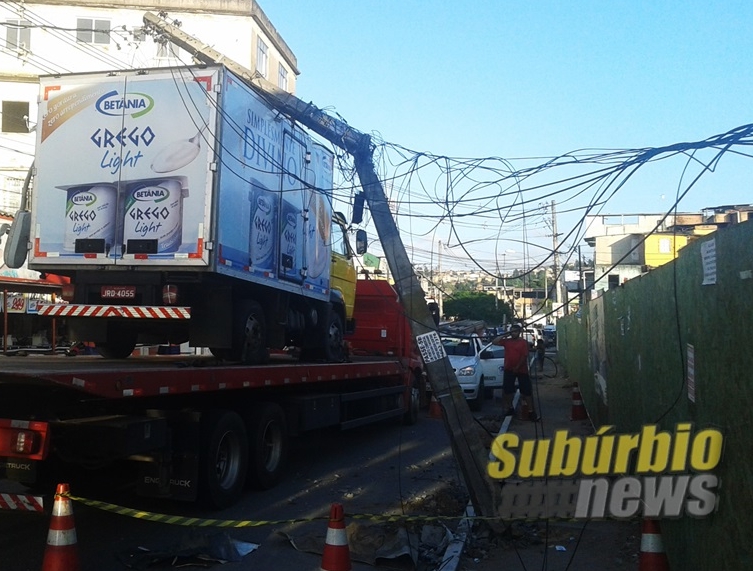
[460,352,642,571]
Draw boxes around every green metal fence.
[558,219,753,570]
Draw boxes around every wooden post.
[141,12,503,521]
[352,142,501,518]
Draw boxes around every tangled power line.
[2,4,752,306]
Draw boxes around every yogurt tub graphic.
[306,192,330,279]
[59,183,118,253]
[123,177,188,253]
[278,199,304,282]
[248,179,277,271]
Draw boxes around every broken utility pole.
[142,12,502,519]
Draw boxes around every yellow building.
[643,226,716,269]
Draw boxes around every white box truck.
[25,65,364,362]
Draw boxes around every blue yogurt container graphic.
[248,179,277,272]
[60,183,118,253]
[123,177,188,254]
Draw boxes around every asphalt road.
[0,404,474,571]
[1,356,640,571]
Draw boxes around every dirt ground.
[457,355,642,571]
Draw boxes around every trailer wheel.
[234,300,269,364]
[322,311,345,362]
[199,410,248,509]
[246,403,288,489]
[96,329,137,359]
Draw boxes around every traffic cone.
[570,382,587,420]
[639,518,670,570]
[42,483,80,571]
[429,395,442,419]
[320,503,351,571]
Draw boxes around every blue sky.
[261,1,752,269]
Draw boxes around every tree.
[443,292,512,325]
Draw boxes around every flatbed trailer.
[0,353,421,509]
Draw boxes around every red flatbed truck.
[0,283,423,510]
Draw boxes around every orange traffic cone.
[639,519,670,570]
[320,503,351,571]
[570,382,587,420]
[429,395,442,419]
[42,483,80,571]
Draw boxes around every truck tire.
[246,403,288,489]
[233,300,269,364]
[199,410,248,509]
[96,329,137,359]
[208,347,231,361]
[322,311,345,362]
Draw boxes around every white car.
[479,343,505,398]
[440,334,505,411]
[522,327,541,349]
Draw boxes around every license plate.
[101,286,136,299]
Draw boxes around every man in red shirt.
[493,323,539,421]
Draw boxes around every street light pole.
[495,273,499,310]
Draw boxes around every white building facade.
[0,0,298,213]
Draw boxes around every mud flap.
[0,458,37,483]
[137,452,199,502]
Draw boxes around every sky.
[258,1,753,272]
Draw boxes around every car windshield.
[441,336,474,356]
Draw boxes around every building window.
[256,37,268,77]
[156,40,179,59]
[77,18,110,45]
[1,101,30,133]
[278,64,288,91]
[5,19,31,51]
[659,238,672,254]
[607,274,620,290]
[132,26,146,42]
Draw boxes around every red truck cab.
[347,279,426,406]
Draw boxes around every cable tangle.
[2,5,751,318]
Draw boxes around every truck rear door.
[31,69,216,268]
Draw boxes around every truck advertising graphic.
[33,71,213,263]
[28,66,357,362]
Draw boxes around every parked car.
[521,327,541,349]
[479,343,505,398]
[440,334,505,410]
[542,325,557,346]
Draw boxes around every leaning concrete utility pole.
[143,13,501,518]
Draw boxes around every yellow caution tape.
[63,492,567,527]
[63,492,327,527]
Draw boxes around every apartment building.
[584,207,752,292]
[0,0,298,212]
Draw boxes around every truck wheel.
[246,403,288,489]
[96,330,137,359]
[403,375,421,425]
[199,410,248,509]
[208,347,231,361]
[234,300,269,364]
[322,311,344,362]
[470,378,485,411]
